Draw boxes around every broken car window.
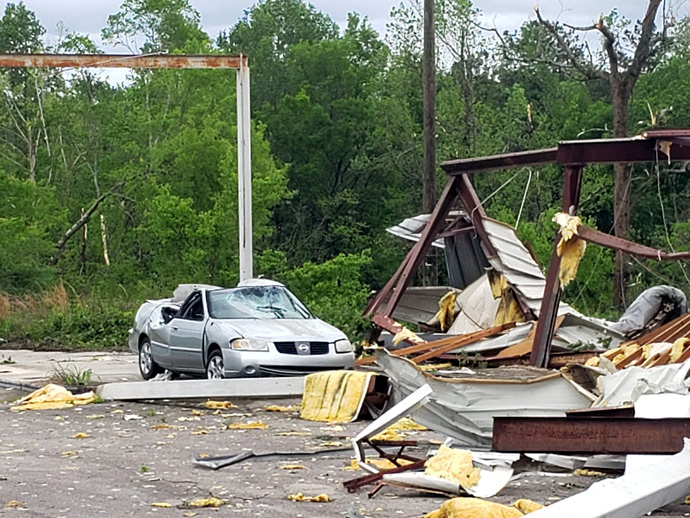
[207,286,313,320]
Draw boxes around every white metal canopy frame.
[0,53,254,282]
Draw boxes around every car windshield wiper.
[256,305,286,319]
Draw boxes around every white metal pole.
[236,57,253,282]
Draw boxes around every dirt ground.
[0,389,688,517]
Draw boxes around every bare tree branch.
[563,22,598,31]
[534,7,609,81]
[594,15,620,79]
[625,0,664,94]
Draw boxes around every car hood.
[213,318,347,343]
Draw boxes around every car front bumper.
[220,348,355,378]
[128,328,139,354]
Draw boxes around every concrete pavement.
[0,349,139,388]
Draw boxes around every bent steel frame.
[369,130,690,367]
[0,53,254,282]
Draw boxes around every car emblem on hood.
[296,342,310,354]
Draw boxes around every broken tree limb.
[50,177,129,265]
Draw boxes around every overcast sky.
[1,0,672,82]
[6,1,668,48]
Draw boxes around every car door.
[147,306,174,369]
[169,291,206,373]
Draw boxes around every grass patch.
[51,364,93,386]
[0,287,134,351]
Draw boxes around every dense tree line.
[1,0,689,348]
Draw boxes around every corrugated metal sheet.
[377,350,592,448]
[386,286,458,325]
[386,214,446,248]
[385,213,621,342]
[482,217,578,317]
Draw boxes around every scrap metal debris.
[193,446,353,470]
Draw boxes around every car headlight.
[335,339,354,353]
[231,338,270,351]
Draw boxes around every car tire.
[139,337,162,380]
[206,350,225,380]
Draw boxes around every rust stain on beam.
[0,53,247,69]
[493,417,690,454]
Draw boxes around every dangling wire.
[572,165,633,310]
[515,169,532,230]
[469,169,524,230]
[479,170,522,206]
[655,146,690,287]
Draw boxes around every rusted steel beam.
[343,459,426,492]
[0,53,247,69]
[575,224,690,260]
[493,417,690,454]
[454,174,497,257]
[364,250,413,316]
[370,314,416,338]
[530,165,583,367]
[441,148,558,175]
[557,137,690,165]
[643,129,690,139]
[382,176,460,316]
[436,225,476,240]
[440,134,690,177]
[565,405,635,418]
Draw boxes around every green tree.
[102,0,210,52]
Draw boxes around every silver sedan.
[128,280,355,379]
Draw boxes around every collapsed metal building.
[366,130,690,367]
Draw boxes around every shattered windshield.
[207,286,313,320]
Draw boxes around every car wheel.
[206,350,225,380]
[139,338,162,380]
